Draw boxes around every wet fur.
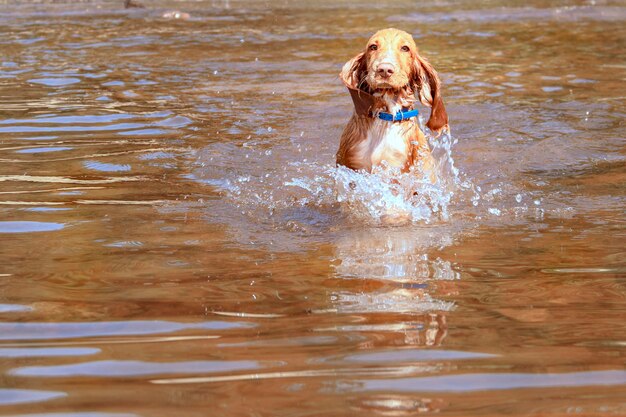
[336,28,448,173]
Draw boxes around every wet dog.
[336,28,448,175]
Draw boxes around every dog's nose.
[376,63,395,78]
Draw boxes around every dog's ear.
[412,53,448,133]
[340,52,368,91]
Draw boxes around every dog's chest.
[360,119,411,169]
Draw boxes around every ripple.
[152,365,437,385]
[0,221,65,233]
[0,347,100,358]
[357,370,626,392]
[154,115,192,128]
[332,291,455,314]
[83,160,131,172]
[16,37,45,45]
[0,114,133,124]
[0,174,146,184]
[569,78,597,84]
[28,77,80,86]
[19,135,58,141]
[139,151,175,160]
[542,86,563,92]
[0,320,253,340]
[0,303,32,313]
[13,411,140,417]
[0,123,144,133]
[103,240,144,248]
[16,147,73,154]
[541,267,625,274]
[11,359,260,377]
[117,128,168,136]
[23,207,72,212]
[345,349,495,363]
[389,6,626,23]
[0,388,66,405]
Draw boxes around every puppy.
[336,28,448,175]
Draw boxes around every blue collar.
[378,108,419,122]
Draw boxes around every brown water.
[0,1,625,416]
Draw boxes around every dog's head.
[340,28,448,133]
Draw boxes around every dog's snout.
[376,63,395,78]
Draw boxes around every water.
[1,0,625,415]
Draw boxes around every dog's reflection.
[330,228,457,347]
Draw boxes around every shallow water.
[0,0,625,416]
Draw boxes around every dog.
[336,28,448,175]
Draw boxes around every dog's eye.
[369,44,378,51]
[401,45,410,52]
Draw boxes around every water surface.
[0,1,624,416]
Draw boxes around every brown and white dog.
[336,28,448,175]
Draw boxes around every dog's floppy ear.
[340,52,368,91]
[412,53,448,133]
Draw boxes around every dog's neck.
[372,89,415,114]
[370,84,417,113]
[348,85,416,118]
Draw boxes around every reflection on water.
[0,0,625,416]
[0,389,66,406]
[11,359,260,377]
[358,370,626,393]
[0,320,251,340]
[0,221,65,233]
[0,347,100,358]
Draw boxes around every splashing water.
[198,118,482,227]
[282,125,477,225]
[332,162,449,224]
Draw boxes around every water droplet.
[515,194,523,203]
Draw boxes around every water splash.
[195,125,484,227]
[332,164,447,224]
[281,127,477,225]
[189,111,553,230]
